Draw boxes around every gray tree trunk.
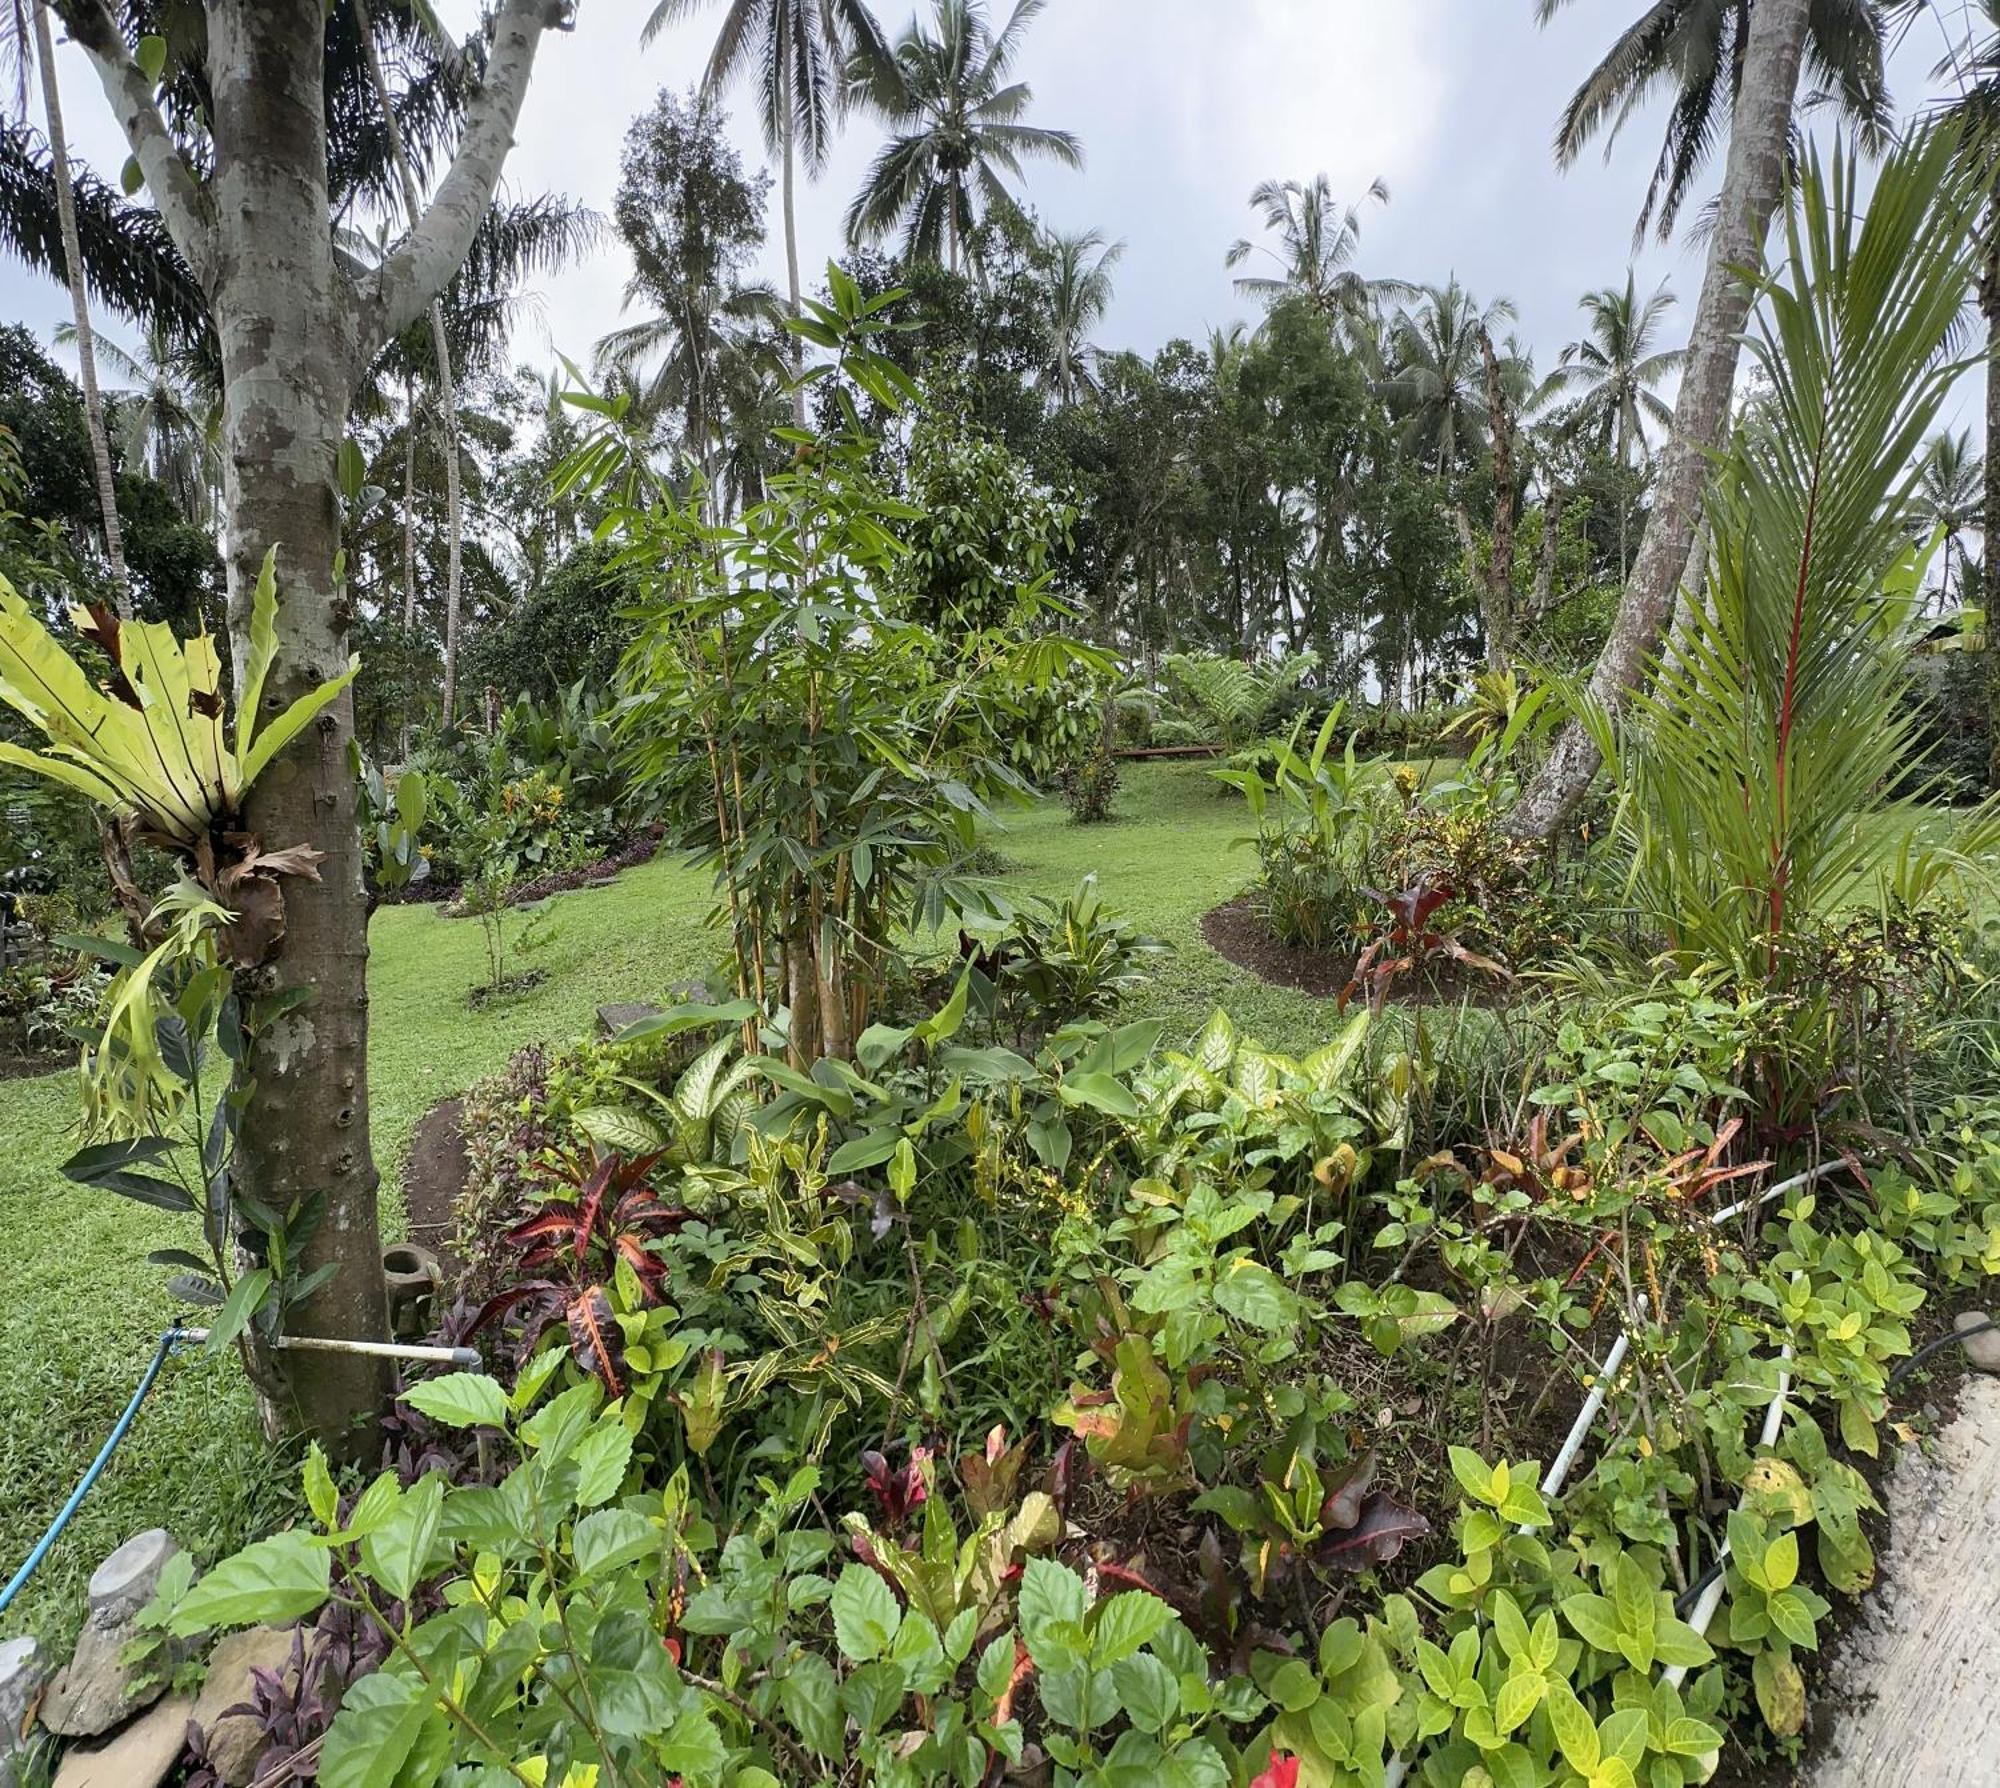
[60,0,566,1459]
[204,0,387,1453]
[1478,324,1517,672]
[34,0,130,615]
[1506,0,1810,839]
[782,107,806,431]
[1984,238,2000,789]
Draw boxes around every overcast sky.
[0,1,1976,427]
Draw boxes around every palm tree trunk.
[1478,325,1517,672]
[353,0,464,727]
[1984,232,2000,789]
[398,375,417,760]
[34,0,130,615]
[1508,0,1810,839]
[781,107,806,431]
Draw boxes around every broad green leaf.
[359,1473,444,1601]
[572,1418,633,1507]
[302,1443,338,1530]
[1058,1071,1141,1119]
[1111,1653,1178,1734]
[399,1372,508,1432]
[169,1530,330,1634]
[318,1672,438,1788]
[573,1507,659,1578]
[1547,1681,1599,1775]
[830,1564,900,1662]
[1494,1670,1543,1734]
[1089,1591,1173,1666]
[1212,1259,1298,1330]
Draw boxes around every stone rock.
[1955,1310,2000,1376]
[0,1637,48,1788]
[41,1530,178,1738]
[190,1627,297,1788]
[87,1531,176,1627]
[596,1000,660,1038]
[39,1625,162,1739]
[49,1694,193,1788]
[0,1636,45,1734]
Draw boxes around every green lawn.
[0,762,1332,1645]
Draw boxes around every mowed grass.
[0,762,1328,1645]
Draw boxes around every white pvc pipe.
[1662,1271,1803,1690]
[1535,1294,1647,1518]
[1381,1167,1836,1787]
[177,1329,480,1368]
[1708,1159,1847,1230]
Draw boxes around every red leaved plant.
[1340,875,1509,1014]
[469,1149,689,1395]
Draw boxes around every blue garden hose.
[0,1326,196,1619]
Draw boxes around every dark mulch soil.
[404,1095,470,1280]
[378,826,666,912]
[468,969,549,1008]
[1199,895,1513,1008]
[0,1049,64,1082]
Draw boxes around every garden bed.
[1200,893,1516,1007]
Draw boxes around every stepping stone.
[50,1694,192,1788]
[1953,1310,2000,1376]
[596,1001,660,1038]
[0,1637,47,1788]
[42,1531,178,1737]
[190,1627,296,1787]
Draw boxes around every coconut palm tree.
[1534,0,1892,241]
[64,318,220,526]
[4,0,129,610]
[1934,0,2000,783]
[1915,429,1984,613]
[1544,274,1684,463]
[1541,272,1686,574]
[1040,224,1120,407]
[1509,0,1814,838]
[1379,281,1528,474]
[1225,173,1393,340]
[844,0,1081,275]
[644,0,888,424]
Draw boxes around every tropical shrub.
[1582,131,2000,1127]
[565,270,1107,1064]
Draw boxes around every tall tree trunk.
[208,0,388,1456]
[1984,237,2000,789]
[1478,325,1517,672]
[59,0,564,1460]
[352,0,465,729]
[1507,0,1810,839]
[35,0,130,615]
[1530,490,1566,627]
[398,375,417,761]
[781,107,807,431]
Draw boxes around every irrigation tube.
[0,1326,196,1618]
[1380,1166,1845,1787]
[1662,1274,1803,1690]
[172,1330,481,1368]
[0,1327,480,1620]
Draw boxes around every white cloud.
[0,0,1966,398]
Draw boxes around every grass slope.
[0,763,1321,1644]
